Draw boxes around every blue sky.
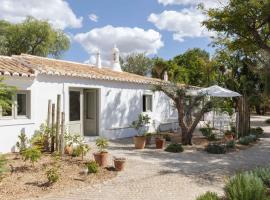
[0,0,223,65]
[65,0,214,63]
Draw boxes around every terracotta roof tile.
[0,56,34,77]
[17,54,166,84]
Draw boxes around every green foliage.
[30,132,45,150]
[250,127,264,135]
[16,132,28,153]
[225,173,267,200]
[0,78,16,111]
[96,137,109,153]
[251,167,270,187]
[196,191,220,200]
[200,123,217,141]
[121,53,154,76]
[0,17,69,57]
[165,143,184,153]
[203,0,270,57]
[46,168,60,184]
[205,143,226,154]
[173,48,218,87]
[21,147,41,166]
[64,133,84,146]
[0,154,7,181]
[86,161,99,174]
[226,140,236,149]
[265,119,270,124]
[238,135,257,145]
[72,143,91,160]
[131,113,150,135]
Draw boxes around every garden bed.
[0,153,117,200]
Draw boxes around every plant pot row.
[134,136,166,149]
[64,146,126,171]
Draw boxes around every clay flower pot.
[133,136,146,149]
[64,145,73,155]
[224,132,234,141]
[94,152,109,167]
[114,157,126,171]
[155,138,166,149]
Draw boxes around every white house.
[0,47,178,153]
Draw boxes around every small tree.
[154,83,213,145]
[0,78,16,111]
[131,113,150,135]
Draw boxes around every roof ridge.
[20,53,103,69]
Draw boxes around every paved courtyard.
[32,115,270,200]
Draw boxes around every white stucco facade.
[0,74,178,153]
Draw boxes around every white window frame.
[143,94,153,113]
[0,91,31,120]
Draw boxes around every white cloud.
[74,25,164,66]
[157,0,228,9]
[0,0,83,29]
[89,14,99,22]
[148,9,213,42]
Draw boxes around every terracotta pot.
[94,152,109,167]
[225,134,234,141]
[64,145,73,155]
[145,135,152,145]
[134,136,146,149]
[114,158,126,171]
[155,138,166,149]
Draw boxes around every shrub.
[0,154,7,181]
[46,168,60,184]
[30,132,45,150]
[226,140,236,149]
[238,135,256,145]
[22,147,41,166]
[196,191,220,200]
[86,161,99,174]
[200,124,217,141]
[265,119,270,124]
[250,127,264,135]
[225,173,266,200]
[72,144,91,160]
[16,132,28,153]
[165,143,184,153]
[96,137,108,153]
[205,143,226,154]
[131,113,151,135]
[251,167,270,187]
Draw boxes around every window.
[0,91,30,119]
[143,94,153,112]
[69,91,81,121]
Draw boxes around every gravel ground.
[30,115,270,200]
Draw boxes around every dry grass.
[0,153,117,200]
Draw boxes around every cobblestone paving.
[31,115,270,200]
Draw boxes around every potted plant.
[64,133,74,155]
[64,133,84,155]
[224,130,234,141]
[155,134,166,149]
[131,113,150,149]
[93,137,109,167]
[113,157,126,171]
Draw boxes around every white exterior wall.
[0,74,177,153]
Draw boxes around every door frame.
[68,88,84,135]
[83,88,99,137]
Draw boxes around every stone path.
[32,115,270,200]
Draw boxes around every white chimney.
[163,71,168,81]
[111,45,122,72]
[96,50,101,68]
